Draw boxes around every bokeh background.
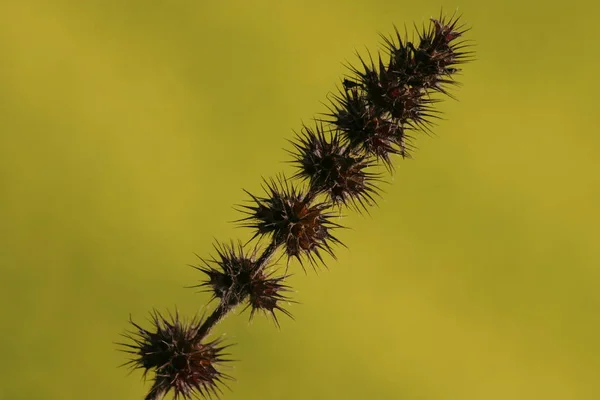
[1,1,599,399]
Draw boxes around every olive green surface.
[1,1,599,399]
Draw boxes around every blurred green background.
[1,0,599,399]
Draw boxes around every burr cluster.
[118,12,473,400]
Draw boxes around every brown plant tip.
[289,123,381,212]
[191,241,293,325]
[238,176,343,269]
[326,87,414,169]
[118,310,232,400]
[381,13,474,97]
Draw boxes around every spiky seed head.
[119,311,231,400]
[191,241,293,325]
[326,87,412,169]
[289,123,381,212]
[239,176,343,268]
[245,268,293,327]
[382,14,473,96]
[192,242,256,307]
[350,55,438,128]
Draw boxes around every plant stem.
[256,240,278,270]
[198,301,235,338]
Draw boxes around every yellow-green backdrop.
[1,1,599,399]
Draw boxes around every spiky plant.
[119,11,473,399]
[119,311,231,400]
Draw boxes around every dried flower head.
[119,311,231,400]
[289,123,381,212]
[239,176,343,268]
[382,14,473,97]
[326,87,413,169]
[191,241,293,325]
[245,269,294,326]
[349,55,438,129]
